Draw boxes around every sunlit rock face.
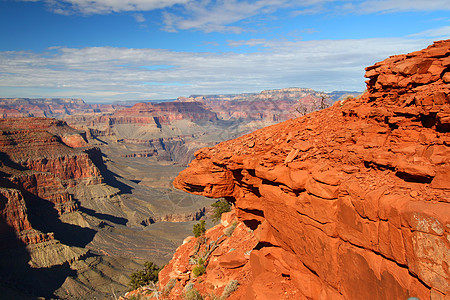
[158,40,450,299]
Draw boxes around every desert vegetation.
[193,219,206,237]
[128,261,161,290]
[211,199,231,222]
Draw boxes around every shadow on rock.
[0,217,77,299]
[79,206,128,226]
[85,147,134,194]
[24,193,97,248]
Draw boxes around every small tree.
[295,103,309,116]
[192,257,206,277]
[129,261,161,290]
[211,199,231,222]
[317,92,331,110]
[193,220,206,238]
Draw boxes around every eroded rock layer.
[164,41,450,299]
[0,118,102,244]
[0,117,150,299]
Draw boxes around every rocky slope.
[155,40,450,299]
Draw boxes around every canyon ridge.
[126,40,449,299]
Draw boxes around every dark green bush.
[192,264,206,278]
[211,199,231,222]
[129,261,161,290]
[193,220,206,237]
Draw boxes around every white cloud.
[227,38,269,47]
[42,0,189,15]
[162,0,290,33]
[159,0,450,33]
[0,37,438,102]
[20,0,450,33]
[409,26,450,38]
[356,0,450,13]
[133,13,146,23]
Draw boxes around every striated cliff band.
[143,41,450,299]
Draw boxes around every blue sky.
[1,0,449,103]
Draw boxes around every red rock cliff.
[0,117,103,246]
[163,40,450,299]
[0,118,102,186]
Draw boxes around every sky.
[1,0,450,103]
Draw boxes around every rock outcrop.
[159,40,450,299]
[0,118,102,186]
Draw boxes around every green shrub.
[184,288,204,300]
[192,257,206,278]
[220,280,239,299]
[193,220,206,237]
[192,264,205,277]
[211,199,231,222]
[128,261,161,290]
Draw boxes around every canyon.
[0,88,356,298]
[0,116,218,298]
[123,40,450,299]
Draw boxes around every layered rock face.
[84,101,217,133]
[0,118,102,244]
[164,41,450,299]
[0,118,102,186]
